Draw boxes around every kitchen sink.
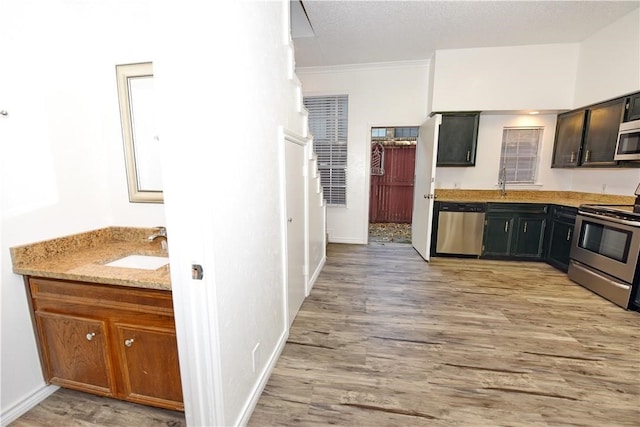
[104,255,169,270]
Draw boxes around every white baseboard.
[328,236,367,244]
[1,385,59,427]
[307,255,326,294]
[235,328,289,427]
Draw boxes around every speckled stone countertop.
[10,227,171,291]
[434,189,635,207]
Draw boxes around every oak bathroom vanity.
[10,227,183,411]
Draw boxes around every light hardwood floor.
[8,387,185,426]
[248,242,640,426]
[11,242,640,426]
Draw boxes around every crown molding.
[296,59,431,74]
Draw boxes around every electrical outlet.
[252,343,260,373]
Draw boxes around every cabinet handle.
[570,152,576,163]
[585,150,591,162]
[567,228,572,241]
[504,221,509,233]
[124,338,135,347]
[86,332,96,341]
[466,150,471,162]
[523,222,528,233]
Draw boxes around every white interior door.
[285,140,306,327]
[411,114,441,261]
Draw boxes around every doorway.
[368,126,418,243]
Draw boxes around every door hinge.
[192,264,204,280]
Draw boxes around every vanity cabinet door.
[27,276,183,411]
[36,312,115,396]
[115,323,184,411]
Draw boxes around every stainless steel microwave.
[614,119,640,160]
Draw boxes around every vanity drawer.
[28,277,174,316]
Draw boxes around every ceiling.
[291,0,640,68]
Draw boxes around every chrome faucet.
[148,226,168,251]
[499,166,507,198]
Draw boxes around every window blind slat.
[304,95,348,206]
[499,128,541,184]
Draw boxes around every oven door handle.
[578,210,640,227]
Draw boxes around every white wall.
[299,15,640,246]
[435,8,640,197]
[436,113,640,196]
[431,44,580,112]
[307,153,327,288]
[298,62,430,244]
[0,0,164,422]
[569,169,640,196]
[3,1,321,425]
[574,8,640,107]
[436,113,572,191]
[156,1,309,424]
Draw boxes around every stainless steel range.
[568,184,640,310]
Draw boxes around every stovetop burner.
[579,204,640,223]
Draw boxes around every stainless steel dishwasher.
[435,202,486,256]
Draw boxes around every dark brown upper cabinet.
[551,109,586,168]
[551,93,637,168]
[625,92,640,122]
[580,98,626,167]
[436,112,480,167]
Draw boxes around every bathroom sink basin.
[104,255,169,270]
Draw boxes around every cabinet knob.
[86,332,96,341]
[288,218,293,223]
[125,338,135,347]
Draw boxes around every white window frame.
[498,127,543,186]
[303,95,348,206]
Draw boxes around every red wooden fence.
[369,145,416,223]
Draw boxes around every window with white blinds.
[303,95,348,206]
[499,128,542,184]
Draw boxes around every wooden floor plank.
[249,242,640,427]
[11,242,640,426]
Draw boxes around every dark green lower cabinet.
[545,206,578,272]
[438,202,574,267]
[481,204,547,260]
[546,220,574,271]
[482,215,513,257]
[512,216,546,258]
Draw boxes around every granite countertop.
[434,189,636,207]
[10,227,171,291]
